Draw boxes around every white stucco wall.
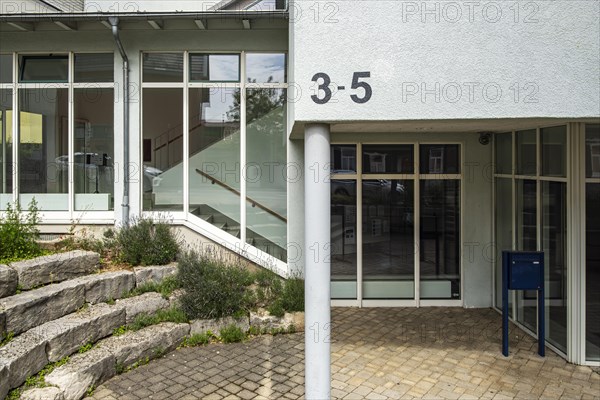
[291,0,600,122]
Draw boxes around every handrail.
[195,168,287,223]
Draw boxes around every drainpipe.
[108,17,130,226]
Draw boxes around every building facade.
[0,0,598,372]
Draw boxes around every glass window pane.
[543,181,567,353]
[363,179,415,299]
[74,53,113,83]
[246,88,287,261]
[515,179,537,251]
[541,126,566,177]
[142,88,183,211]
[495,178,513,312]
[0,54,12,83]
[19,55,68,83]
[74,88,114,211]
[331,145,356,174]
[189,88,240,228]
[246,53,286,83]
[586,183,600,361]
[495,132,512,174]
[515,178,537,333]
[516,129,536,175]
[143,53,183,83]
[419,144,459,174]
[585,124,600,179]
[419,180,460,299]
[19,88,69,210]
[331,181,357,299]
[0,89,13,210]
[190,54,240,82]
[363,144,414,174]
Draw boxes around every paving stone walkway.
[89,308,600,400]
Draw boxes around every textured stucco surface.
[291,0,600,121]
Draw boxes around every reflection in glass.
[495,133,512,174]
[543,181,567,353]
[0,89,13,209]
[516,129,536,175]
[246,88,287,261]
[331,145,356,174]
[363,180,414,299]
[363,145,414,174]
[585,124,600,178]
[74,89,114,211]
[419,180,460,299]
[586,183,600,361]
[246,53,286,83]
[19,55,68,83]
[516,179,537,251]
[142,89,183,211]
[143,53,183,82]
[18,88,69,210]
[515,178,538,332]
[190,54,240,82]
[541,126,566,177]
[331,181,357,299]
[495,178,513,313]
[419,144,459,174]
[188,88,241,229]
[0,54,12,83]
[74,53,113,83]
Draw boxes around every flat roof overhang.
[289,118,600,139]
[0,10,288,23]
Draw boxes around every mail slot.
[507,252,544,290]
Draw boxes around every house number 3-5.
[311,72,372,104]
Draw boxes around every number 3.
[311,72,332,104]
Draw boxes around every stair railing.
[195,168,286,223]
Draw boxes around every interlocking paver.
[88,308,600,399]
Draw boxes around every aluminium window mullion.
[183,51,189,217]
[414,142,420,307]
[356,142,363,306]
[68,52,74,217]
[240,51,247,245]
[12,53,18,206]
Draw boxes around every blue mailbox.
[502,251,545,357]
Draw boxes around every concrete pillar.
[304,123,331,399]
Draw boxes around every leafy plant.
[112,325,129,336]
[280,277,304,312]
[0,331,15,347]
[178,251,254,319]
[219,324,246,343]
[0,199,43,263]
[78,342,93,354]
[116,217,180,266]
[126,276,180,299]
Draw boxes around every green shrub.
[116,217,180,266]
[280,278,304,312]
[254,269,283,307]
[219,324,246,343]
[267,301,285,318]
[0,199,43,263]
[178,251,253,319]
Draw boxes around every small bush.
[267,301,285,318]
[0,199,43,263]
[280,278,304,312]
[178,251,253,319]
[219,325,246,343]
[116,217,180,266]
[254,269,283,307]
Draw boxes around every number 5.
[350,72,372,104]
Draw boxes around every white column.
[304,123,331,400]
